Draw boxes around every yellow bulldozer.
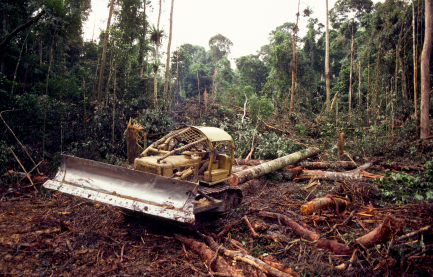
[43,126,242,223]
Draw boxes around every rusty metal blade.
[43,155,198,223]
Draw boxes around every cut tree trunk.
[198,232,298,277]
[301,195,349,216]
[258,211,352,255]
[174,234,243,277]
[297,161,357,170]
[356,215,393,248]
[229,147,321,186]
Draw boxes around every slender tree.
[289,0,301,115]
[325,0,331,109]
[420,0,432,139]
[97,0,115,104]
[164,0,174,97]
[413,0,418,129]
[153,0,162,107]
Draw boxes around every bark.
[229,147,321,186]
[413,0,418,130]
[198,233,298,277]
[298,169,381,181]
[296,161,357,170]
[358,60,362,105]
[234,159,268,166]
[126,119,142,164]
[153,0,162,107]
[289,1,300,115]
[174,234,243,277]
[243,215,259,237]
[300,195,349,216]
[356,216,392,248]
[97,0,115,104]
[258,211,352,255]
[325,0,331,109]
[138,2,146,78]
[163,0,174,96]
[420,0,432,139]
[349,32,354,115]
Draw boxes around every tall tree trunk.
[153,0,162,107]
[348,31,354,115]
[112,60,117,144]
[413,0,418,131]
[325,0,331,110]
[401,60,408,99]
[97,0,115,104]
[420,0,432,139]
[164,0,174,97]
[289,0,300,115]
[197,69,201,117]
[139,1,146,78]
[212,57,217,98]
[358,59,362,105]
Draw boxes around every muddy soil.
[1,175,432,277]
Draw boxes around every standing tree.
[209,34,233,98]
[420,0,432,139]
[325,0,331,109]
[164,0,174,98]
[97,0,115,104]
[151,0,163,107]
[289,0,301,115]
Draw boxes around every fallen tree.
[258,211,352,255]
[296,161,357,170]
[197,232,299,277]
[230,147,321,186]
[300,195,349,216]
[174,234,244,277]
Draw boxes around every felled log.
[296,161,357,170]
[260,255,299,276]
[356,216,393,248]
[258,211,352,255]
[395,225,431,242]
[243,215,259,237]
[230,147,321,186]
[198,232,299,277]
[300,195,349,216]
[174,234,243,277]
[234,159,268,166]
[297,163,383,181]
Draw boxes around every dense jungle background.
[1,0,433,276]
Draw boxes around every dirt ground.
[1,172,432,277]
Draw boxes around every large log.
[174,234,244,277]
[198,232,299,277]
[300,195,349,216]
[297,161,357,170]
[230,147,321,186]
[258,211,352,255]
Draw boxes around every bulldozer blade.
[43,155,198,223]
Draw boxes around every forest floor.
[1,99,433,276]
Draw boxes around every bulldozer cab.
[134,126,234,186]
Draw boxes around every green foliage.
[249,94,274,122]
[377,171,433,204]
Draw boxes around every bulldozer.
[43,126,242,223]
